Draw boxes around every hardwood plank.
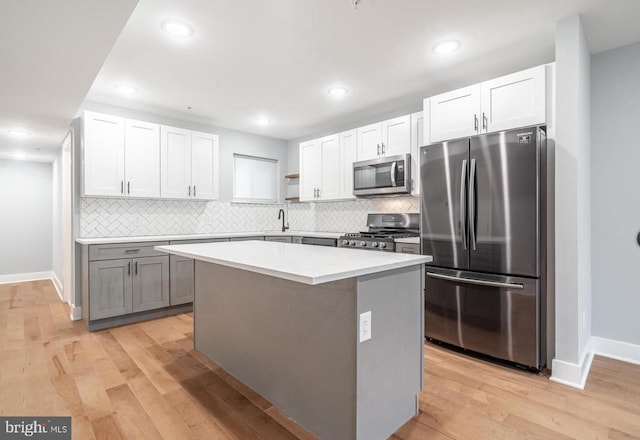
[3,280,640,440]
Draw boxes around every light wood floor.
[1,280,640,440]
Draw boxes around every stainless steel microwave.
[352,153,411,197]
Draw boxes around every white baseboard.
[51,272,63,301]
[591,336,640,365]
[0,271,54,285]
[69,305,82,321]
[550,338,594,389]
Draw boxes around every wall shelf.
[285,173,300,179]
[285,196,300,202]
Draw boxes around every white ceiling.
[3,0,640,161]
[0,0,138,162]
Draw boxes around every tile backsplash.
[80,196,419,237]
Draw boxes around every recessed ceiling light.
[116,84,137,95]
[327,87,349,98]
[161,19,194,37]
[433,40,460,54]
[7,129,31,138]
[255,117,271,126]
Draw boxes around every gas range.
[338,213,419,252]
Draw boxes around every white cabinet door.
[339,129,357,200]
[161,126,192,199]
[124,119,160,198]
[429,84,481,142]
[481,65,546,133]
[318,134,340,200]
[299,140,320,201]
[381,115,410,156]
[356,122,382,161]
[410,112,424,196]
[84,111,125,197]
[191,131,219,200]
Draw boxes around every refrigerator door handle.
[460,159,468,250]
[390,161,397,187]
[427,272,524,290]
[469,158,478,250]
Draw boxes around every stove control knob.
[359,241,367,247]
[379,242,387,249]
[371,242,378,248]
[349,240,356,246]
[342,240,349,246]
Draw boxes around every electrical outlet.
[359,311,372,343]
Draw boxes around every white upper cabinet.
[83,111,125,197]
[429,84,481,143]
[428,65,547,143]
[160,126,192,199]
[356,116,411,161]
[318,134,340,200]
[380,115,411,157]
[299,140,320,202]
[410,111,424,196]
[124,119,160,198]
[160,126,219,200]
[339,129,357,200]
[356,122,383,161]
[480,65,546,133]
[191,131,220,200]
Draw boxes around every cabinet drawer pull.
[124,249,140,253]
[135,261,138,275]
[128,262,131,276]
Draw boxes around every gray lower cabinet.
[169,254,195,306]
[396,243,420,254]
[168,237,229,305]
[89,258,133,320]
[89,255,169,320]
[264,236,292,243]
[132,256,170,312]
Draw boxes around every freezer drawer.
[425,267,541,369]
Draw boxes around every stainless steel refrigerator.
[420,126,546,370]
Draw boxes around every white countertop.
[155,241,431,285]
[76,230,344,245]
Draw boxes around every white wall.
[591,41,640,345]
[0,160,53,276]
[552,15,592,378]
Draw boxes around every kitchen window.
[232,154,279,203]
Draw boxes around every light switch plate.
[359,311,372,343]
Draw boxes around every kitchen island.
[155,240,431,440]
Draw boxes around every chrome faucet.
[278,209,289,233]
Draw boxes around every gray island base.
[156,241,429,440]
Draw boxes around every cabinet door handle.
[474,114,479,132]
[193,185,196,197]
[482,112,488,131]
[317,188,320,198]
[121,181,124,194]
[381,142,385,155]
[135,261,138,275]
[128,261,131,276]
[377,144,381,156]
[188,185,191,196]
[127,181,130,194]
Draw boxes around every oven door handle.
[427,272,524,290]
[390,161,397,187]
